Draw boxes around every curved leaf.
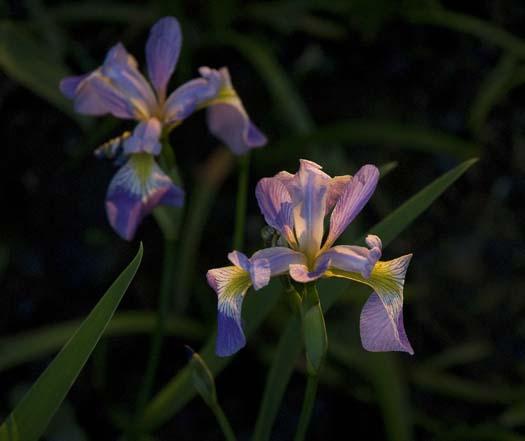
[0,244,143,441]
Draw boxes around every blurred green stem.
[211,402,237,441]
[233,153,250,250]
[293,374,319,441]
[135,237,176,418]
[135,138,181,428]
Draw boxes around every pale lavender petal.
[286,159,331,259]
[101,43,157,118]
[228,250,251,272]
[366,234,382,250]
[360,292,414,354]
[251,247,307,277]
[206,266,252,356]
[326,175,352,212]
[104,42,137,67]
[105,154,184,240]
[207,103,266,155]
[249,258,271,291]
[123,118,162,155]
[146,17,182,98]
[289,259,329,283]
[163,68,222,124]
[65,73,131,118]
[206,68,267,155]
[59,74,88,99]
[323,164,380,250]
[255,177,296,246]
[323,238,382,279]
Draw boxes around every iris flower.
[207,159,413,357]
[60,17,266,240]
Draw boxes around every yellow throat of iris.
[129,153,154,187]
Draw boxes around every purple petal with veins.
[324,164,379,250]
[163,68,222,124]
[360,292,414,354]
[146,17,182,98]
[105,155,184,240]
[123,118,162,155]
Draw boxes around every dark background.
[1,0,524,440]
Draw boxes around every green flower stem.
[135,237,177,418]
[233,152,250,250]
[210,403,237,441]
[293,374,319,441]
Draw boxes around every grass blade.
[0,311,204,373]
[0,244,143,441]
[0,21,80,122]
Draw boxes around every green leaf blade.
[0,244,143,441]
[0,21,81,122]
[369,158,478,246]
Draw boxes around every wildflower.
[207,159,413,357]
[60,17,266,239]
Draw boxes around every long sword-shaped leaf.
[264,121,478,165]
[0,244,143,441]
[0,312,204,373]
[141,158,477,432]
[252,315,302,441]
[0,21,81,123]
[404,8,525,57]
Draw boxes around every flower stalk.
[233,152,250,250]
[301,283,327,376]
[293,373,319,441]
[135,235,177,417]
[189,349,237,441]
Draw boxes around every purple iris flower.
[60,17,267,240]
[207,159,413,357]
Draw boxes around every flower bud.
[303,303,328,375]
[187,347,217,406]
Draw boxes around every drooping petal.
[360,292,413,354]
[105,154,184,240]
[323,164,380,250]
[255,177,296,247]
[101,43,157,119]
[123,118,162,155]
[326,254,414,354]
[145,16,182,99]
[286,160,331,259]
[207,266,252,357]
[322,234,382,279]
[163,67,222,124]
[206,68,267,155]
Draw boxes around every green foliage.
[0,21,80,122]
[0,311,205,373]
[0,244,143,441]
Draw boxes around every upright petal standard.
[207,159,414,356]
